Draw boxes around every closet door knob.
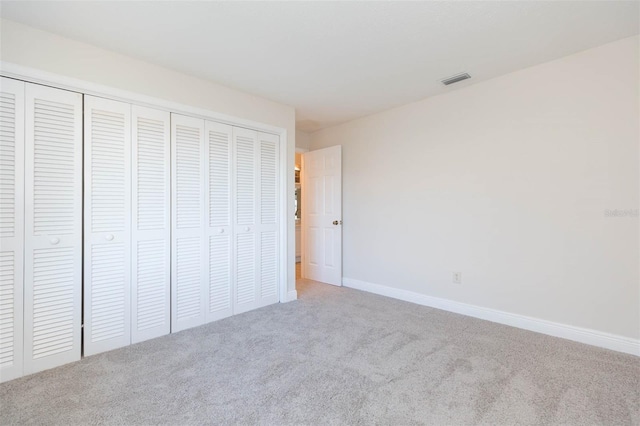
[105,234,114,241]
[50,237,60,245]
[219,228,225,234]
[245,226,250,232]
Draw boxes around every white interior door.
[131,106,171,343]
[205,121,233,322]
[24,83,83,374]
[0,77,25,382]
[171,114,207,332]
[302,145,342,286]
[83,96,132,356]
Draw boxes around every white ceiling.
[2,1,638,132]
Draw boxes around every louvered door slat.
[235,233,256,307]
[132,106,170,343]
[209,235,231,315]
[260,139,278,225]
[0,78,24,383]
[24,83,82,375]
[171,114,206,332]
[205,121,232,322]
[257,133,280,307]
[232,127,259,314]
[83,96,131,356]
[260,231,278,300]
[235,135,255,226]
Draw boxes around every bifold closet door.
[232,127,258,314]
[256,132,280,308]
[171,114,206,332]
[205,121,233,322]
[232,128,280,314]
[131,106,171,343]
[24,83,83,374]
[0,77,25,382]
[84,96,131,356]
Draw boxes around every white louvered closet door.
[171,114,206,332]
[232,129,280,314]
[256,132,280,308]
[131,106,170,343]
[23,83,82,374]
[84,96,131,356]
[205,121,233,322]
[0,78,25,382]
[233,127,259,314]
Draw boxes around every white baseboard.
[342,277,640,356]
[286,290,298,302]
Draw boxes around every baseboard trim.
[286,290,298,302]
[342,277,640,356]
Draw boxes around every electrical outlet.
[452,272,462,284]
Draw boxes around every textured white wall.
[0,19,298,293]
[295,130,311,150]
[311,36,640,339]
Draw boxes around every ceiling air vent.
[441,73,471,86]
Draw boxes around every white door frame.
[0,62,291,307]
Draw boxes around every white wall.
[295,130,311,150]
[0,19,298,294]
[311,36,639,340]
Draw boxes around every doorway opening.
[295,151,303,280]
[296,145,342,287]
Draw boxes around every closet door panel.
[171,114,206,332]
[259,231,278,304]
[132,106,170,343]
[84,96,131,356]
[233,127,258,314]
[205,121,232,322]
[24,83,82,374]
[257,132,280,307]
[0,78,24,382]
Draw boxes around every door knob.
[50,237,60,245]
[219,228,225,233]
[245,226,250,231]
[105,234,114,241]
[333,220,342,225]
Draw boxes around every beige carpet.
[1,278,638,425]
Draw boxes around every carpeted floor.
[1,278,639,425]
